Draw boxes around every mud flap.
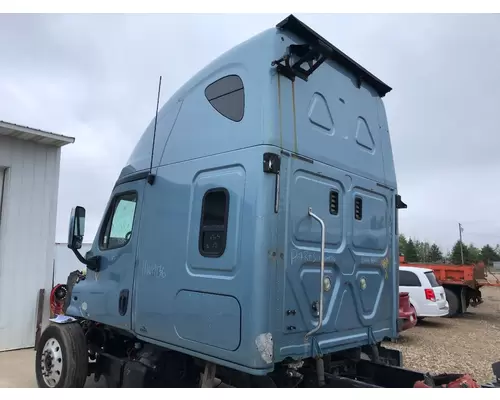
[378,346,403,367]
[484,361,500,387]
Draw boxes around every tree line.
[399,233,500,265]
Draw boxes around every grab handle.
[305,207,326,340]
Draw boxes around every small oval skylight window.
[204,75,245,122]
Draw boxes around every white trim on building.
[0,120,74,147]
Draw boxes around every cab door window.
[100,192,138,250]
[199,188,229,257]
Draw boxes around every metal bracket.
[395,194,407,210]
[200,362,216,388]
[311,301,320,317]
[263,153,280,174]
[272,44,327,82]
[263,153,281,213]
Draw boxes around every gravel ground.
[385,286,500,385]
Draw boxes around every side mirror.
[68,206,86,250]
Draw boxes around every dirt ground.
[386,285,500,385]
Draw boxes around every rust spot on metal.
[277,74,283,148]
[291,80,298,153]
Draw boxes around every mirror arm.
[71,248,101,272]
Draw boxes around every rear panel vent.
[329,190,339,215]
[354,197,363,220]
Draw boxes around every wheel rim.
[40,338,63,387]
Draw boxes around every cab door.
[78,179,145,331]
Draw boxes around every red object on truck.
[398,292,417,332]
[49,284,68,318]
[414,373,480,388]
[399,254,500,317]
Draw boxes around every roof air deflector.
[274,14,392,97]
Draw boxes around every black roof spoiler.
[276,14,392,98]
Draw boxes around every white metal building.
[0,120,74,352]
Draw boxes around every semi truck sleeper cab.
[35,14,500,388]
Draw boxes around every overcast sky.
[0,13,499,253]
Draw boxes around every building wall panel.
[0,136,61,351]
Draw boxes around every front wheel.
[35,322,89,388]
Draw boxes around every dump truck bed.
[399,255,489,289]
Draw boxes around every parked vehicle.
[399,266,449,319]
[399,255,500,317]
[398,292,417,332]
[34,14,500,388]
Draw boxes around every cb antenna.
[147,75,162,185]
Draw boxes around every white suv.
[399,266,449,319]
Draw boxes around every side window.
[424,271,440,287]
[100,192,138,250]
[204,75,245,122]
[399,270,421,287]
[199,188,229,257]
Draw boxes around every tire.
[444,288,459,318]
[35,322,88,388]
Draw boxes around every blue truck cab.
[35,15,419,388]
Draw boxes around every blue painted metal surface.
[67,15,399,375]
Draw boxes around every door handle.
[119,289,129,316]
